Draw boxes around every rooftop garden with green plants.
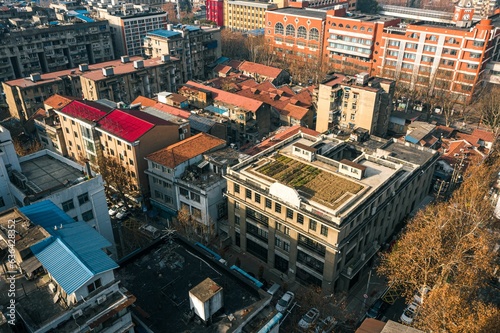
[256,155,364,209]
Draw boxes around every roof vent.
[161,54,170,62]
[79,63,89,72]
[30,73,41,82]
[121,55,130,63]
[102,67,114,77]
[134,60,144,69]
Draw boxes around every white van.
[266,283,281,296]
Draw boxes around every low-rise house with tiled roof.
[145,133,238,232]
[237,61,290,86]
[179,80,271,144]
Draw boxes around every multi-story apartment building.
[378,8,500,103]
[33,95,74,157]
[0,20,114,84]
[265,7,327,63]
[266,6,500,102]
[144,24,222,81]
[225,0,278,32]
[3,56,182,122]
[179,80,271,144]
[316,73,395,135]
[207,0,225,26]
[322,9,401,76]
[55,100,190,196]
[145,133,231,228]
[224,129,438,293]
[95,6,167,56]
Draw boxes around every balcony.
[341,242,380,279]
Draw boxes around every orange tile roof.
[184,81,263,112]
[44,94,74,110]
[146,133,226,168]
[4,56,179,88]
[132,96,157,108]
[238,61,283,80]
[471,128,495,143]
[282,103,310,120]
[244,125,320,155]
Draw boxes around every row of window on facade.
[61,192,94,221]
[273,23,320,41]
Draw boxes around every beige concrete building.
[224,129,438,293]
[3,56,182,122]
[316,73,395,136]
[55,100,190,196]
[0,20,114,85]
[144,24,222,81]
[224,0,278,32]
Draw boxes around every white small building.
[0,125,115,256]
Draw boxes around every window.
[255,193,261,203]
[283,241,290,252]
[74,131,78,138]
[283,226,290,235]
[192,207,202,219]
[82,209,94,222]
[77,193,89,205]
[421,55,434,62]
[190,192,200,203]
[87,278,102,293]
[309,28,319,41]
[265,198,272,208]
[275,22,283,35]
[297,26,307,38]
[404,52,416,59]
[297,213,304,224]
[62,199,75,212]
[180,187,189,197]
[285,24,295,37]
[470,52,481,59]
[276,221,282,232]
[286,208,293,219]
[309,219,317,231]
[423,45,436,52]
[467,63,479,69]
[405,43,417,49]
[473,41,485,47]
[235,215,240,226]
[389,40,400,47]
[275,203,282,213]
[321,225,328,236]
[65,128,69,134]
[275,236,282,248]
[234,183,240,193]
[246,189,252,199]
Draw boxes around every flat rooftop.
[229,133,437,223]
[20,154,83,193]
[0,208,49,253]
[269,7,327,19]
[115,239,264,332]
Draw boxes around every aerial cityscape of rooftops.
[0,0,499,332]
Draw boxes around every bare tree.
[13,137,42,156]
[480,85,500,141]
[221,30,249,60]
[97,155,134,203]
[378,158,500,330]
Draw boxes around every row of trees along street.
[378,146,500,332]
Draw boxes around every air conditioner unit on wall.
[97,295,107,304]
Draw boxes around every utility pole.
[363,269,372,309]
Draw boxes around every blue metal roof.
[184,25,200,32]
[20,200,74,233]
[75,14,95,23]
[148,29,181,39]
[24,201,118,295]
[30,222,118,294]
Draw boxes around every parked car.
[315,316,336,333]
[115,207,129,220]
[365,298,389,319]
[400,302,419,325]
[108,205,120,216]
[413,286,431,305]
[276,291,295,313]
[298,308,320,330]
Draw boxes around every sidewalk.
[344,267,388,324]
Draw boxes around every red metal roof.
[59,100,107,122]
[98,109,155,142]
